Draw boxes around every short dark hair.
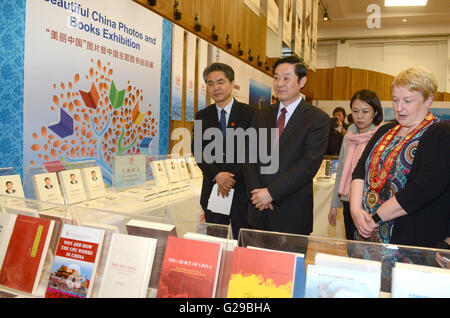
[203,62,235,83]
[273,56,307,82]
[350,89,384,125]
[333,107,346,118]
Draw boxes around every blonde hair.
[392,66,438,100]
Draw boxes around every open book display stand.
[0,155,448,298]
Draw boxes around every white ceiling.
[317,0,450,40]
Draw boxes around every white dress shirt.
[277,95,303,128]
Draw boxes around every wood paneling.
[133,0,273,76]
[305,67,395,101]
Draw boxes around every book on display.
[156,236,222,298]
[80,166,106,200]
[304,264,380,298]
[150,161,170,186]
[292,255,306,298]
[58,169,88,204]
[126,219,177,289]
[176,158,191,180]
[391,262,450,298]
[0,175,25,198]
[315,253,382,275]
[45,224,104,298]
[0,215,55,295]
[0,213,18,270]
[183,232,237,298]
[227,246,296,298]
[185,156,203,178]
[97,233,158,298]
[32,172,64,204]
[163,159,181,183]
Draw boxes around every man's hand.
[215,172,236,198]
[251,188,274,211]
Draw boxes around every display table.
[1,193,449,299]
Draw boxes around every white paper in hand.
[207,183,234,216]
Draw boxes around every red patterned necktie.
[276,107,287,138]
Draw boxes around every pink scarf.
[338,126,379,197]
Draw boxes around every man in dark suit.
[193,62,256,239]
[244,56,329,235]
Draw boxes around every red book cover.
[227,247,296,298]
[0,215,54,294]
[156,236,222,298]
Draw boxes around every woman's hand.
[328,207,337,226]
[351,207,375,238]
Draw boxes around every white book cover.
[32,172,64,204]
[46,224,105,298]
[98,233,158,298]
[58,169,88,204]
[150,161,169,186]
[315,253,382,275]
[177,158,191,180]
[163,159,181,183]
[392,262,450,298]
[81,167,106,200]
[305,264,380,298]
[185,156,203,178]
[0,213,17,269]
[0,175,25,198]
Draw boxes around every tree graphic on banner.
[29,58,157,179]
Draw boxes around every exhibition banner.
[294,0,303,58]
[310,0,319,70]
[267,0,279,35]
[185,32,196,122]
[283,0,293,47]
[171,24,184,121]
[197,38,208,112]
[215,47,273,107]
[23,0,164,185]
[303,0,312,64]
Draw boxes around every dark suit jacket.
[243,99,329,235]
[193,99,256,216]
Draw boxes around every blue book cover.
[292,256,306,298]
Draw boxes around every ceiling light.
[385,0,427,6]
[322,8,330,21]
[402,18,407,22]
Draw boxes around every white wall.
[316,37,450,94]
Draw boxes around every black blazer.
[193,99,256,212]
[353,121,450,248]
[243,99,329,235]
